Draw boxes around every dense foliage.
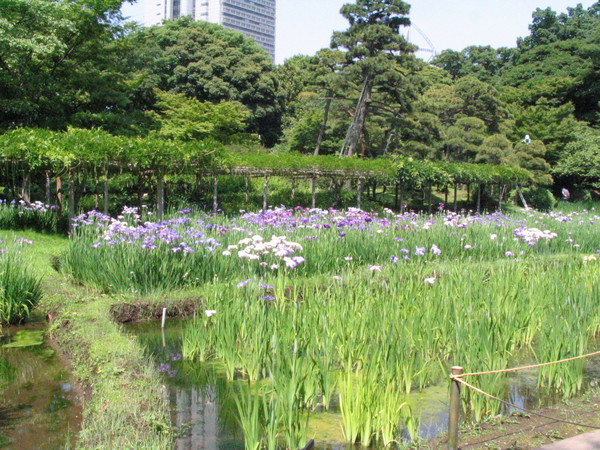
[0,0,598,209]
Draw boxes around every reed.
[65,205,600,442]
[0,239,43,325]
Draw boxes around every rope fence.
[447,349,600,449]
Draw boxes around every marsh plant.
[0,238,43,325]
[0,200,62,232]
[64,205,600,445]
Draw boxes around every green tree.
[149,90,251,143]
[442,117,487,162]
[475,134,515,166]
[553,126,600,190]
[332,0,415,157]
[513,140,553,185]
[125,18,283,146]
[0,0,131,130]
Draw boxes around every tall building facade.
[144,0,276,60]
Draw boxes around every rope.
[451,376,600,430]
[456,350,600,378]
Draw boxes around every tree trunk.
[341,73,372,157]
[314,93,333,156]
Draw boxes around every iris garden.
[56,203,600,447]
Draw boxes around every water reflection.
[128,320,600,449]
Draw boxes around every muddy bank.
[109,297,199,323]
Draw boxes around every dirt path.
[428,387,600,449]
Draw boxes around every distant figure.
[562,188,570,200]
[522,134,532,144]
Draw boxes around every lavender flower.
[236,278,252,288]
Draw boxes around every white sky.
[121,0,595,64]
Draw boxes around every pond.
[127,319,600,449]
[0,317,81,449]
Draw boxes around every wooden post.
[45,171,51,205]
[394,183,399,209]
[262,176,269,211]
[245,176,250,203]
[448,366,463,450]
[103,176,109,216]
[212,176,218,213]
[357,179,363,209]
[56,176,63,217]
[156,172,165,221]
[453,184,458,212]
[311,177,316,208]
[498,184,503,211]
[291,177,296,200]
[427,187,433,214]
[68,170,75,233]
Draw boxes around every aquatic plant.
[0,239,43,325]
[64,205,600,442]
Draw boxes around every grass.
[5,202,600,448]
[0,236,43,325]
[0,230,174,449]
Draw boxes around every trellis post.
[291,177,296,200]
[103,170,109,216]
[67,169,75,232]
[357,179,363,209]
[453,184,458,212]
[156,172,165,221]
[212,175,218,213]
[262,176,269,211]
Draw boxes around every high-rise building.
[144,0,276,60]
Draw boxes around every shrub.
[521,187,557,211]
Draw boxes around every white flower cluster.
[234,235,305,269]
[514,227,558,244]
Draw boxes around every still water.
[0,318,81,449]
[127,320,598,449]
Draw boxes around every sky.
[120,0,595,64]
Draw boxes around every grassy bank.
[1,230,174,449]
